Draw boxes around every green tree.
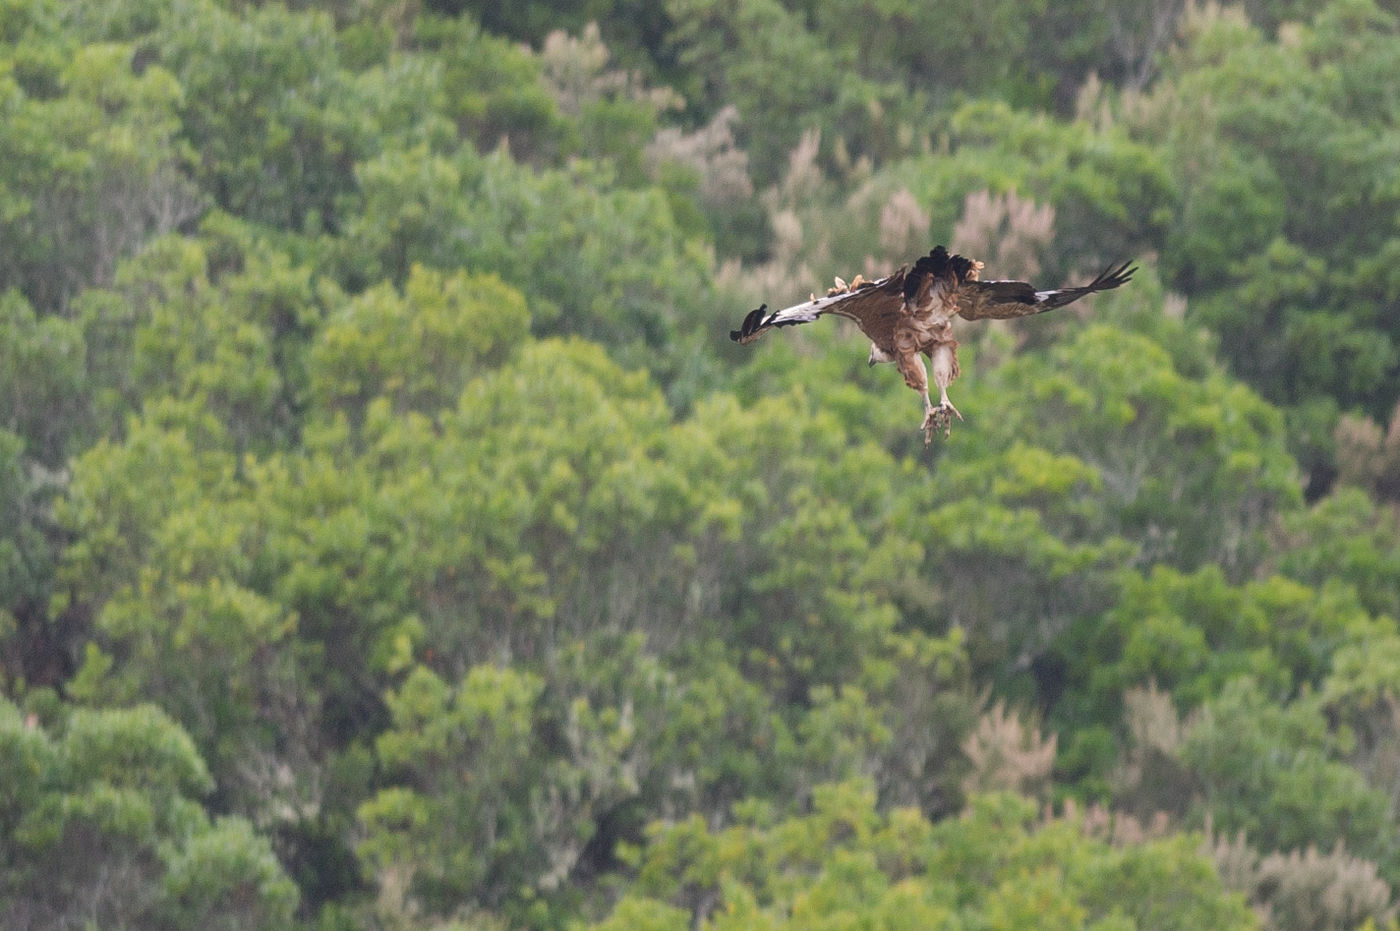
[74,213,325,457]
[359,663,546,916]
[598,783,1255,929]
[0,430,67,693]
[1063,566,1368,722]
[405,12,570,161]
[975,322,1300,574]
[1271,486,1400,619]
[0,290,85,692]
[1182,678,1395,876]
[0,289,88,466]
[154,0,365,232]
[0,25,197,310]
[0,696,298,928]
[1136,1,1400,421]
[308,264,527,425]
[53,405,318,816]
[333,141,716,388]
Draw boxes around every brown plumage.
[730,246,1136,442]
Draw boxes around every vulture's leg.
[895,352,940,444]
[926,341,962,438]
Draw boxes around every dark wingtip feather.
[729,304,768,342]
[1089,260,1137,292]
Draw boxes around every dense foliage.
[3,0,1400,927]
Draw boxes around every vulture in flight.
[730,246,1136,442]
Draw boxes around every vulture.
[729,246,1136,442]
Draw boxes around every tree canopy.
[4,0,1400,928]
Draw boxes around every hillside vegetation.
[4,0,1400,928]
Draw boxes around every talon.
[921,402,962,442]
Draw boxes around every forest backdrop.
[4,0,1400,928]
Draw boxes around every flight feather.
[728,245,1137,442]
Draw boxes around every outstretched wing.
[957,260,1137,321]
[729,273,907,350]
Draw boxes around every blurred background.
[2,0,1400,927]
